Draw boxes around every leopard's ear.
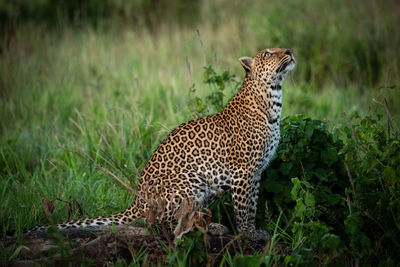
[239,57,254,73]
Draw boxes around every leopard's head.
[239,48,295,83]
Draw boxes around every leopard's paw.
[240,229,269,241]
[207,222,228,236]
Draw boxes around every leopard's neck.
[222,75,282,126]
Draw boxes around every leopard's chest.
[256,121,280,176]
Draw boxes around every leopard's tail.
[15,200,143,237]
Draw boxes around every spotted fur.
[28,48,295,240]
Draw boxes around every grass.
[0,0,399,263]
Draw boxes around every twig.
[372,97,399,138]
[97,148,132,181]
[196,29,207,67]
[383,98,392,141]
[100,166,152,212]
[210,234,242,265]
[384,68,392,89]
[186,56,193,85]
[160,223,174,248]
[343,112,355,142]
[343,112,360,159]
[101,166,135,194]
[57,145,93,163]
[345,188,352,214]
[344,162,355,194]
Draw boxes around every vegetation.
[1,0,399,265]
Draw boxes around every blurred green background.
[1,0,399,123]
[0,0,399,255]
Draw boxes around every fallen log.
[6,225,271,265]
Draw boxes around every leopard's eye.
[264,52,272,57]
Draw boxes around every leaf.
[280,162,293,176]
[313,168,328,181]
[290,178,301,200]
[321,146,338,166]
[67,196,83,220]
[384,166,397,185]
[294,199,306,218]
[305,125,314,139]
[233,254,263,267]
[377,84,397,90]
[8,245,31,261]
[321,233,341,252]
[304,192,315,207]
[43,197,55,216]
[344,214,363,235]
[265,179,284,193]
[326,193,341,205]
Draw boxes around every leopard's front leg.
[232,172,269,241]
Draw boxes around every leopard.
[26,48,295,241]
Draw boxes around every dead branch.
[6,225,269,266]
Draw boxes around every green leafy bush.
[258,116,345,222]
[257,116,347,264]
[256,113,400,265]
[341,113,400,264]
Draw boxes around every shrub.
[258,116,347,264]
[341,112,400,264]
[257,112,400,265]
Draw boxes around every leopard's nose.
[284,49,292,56]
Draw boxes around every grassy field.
[1,0,399,264]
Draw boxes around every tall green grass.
[0,0,399,262]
